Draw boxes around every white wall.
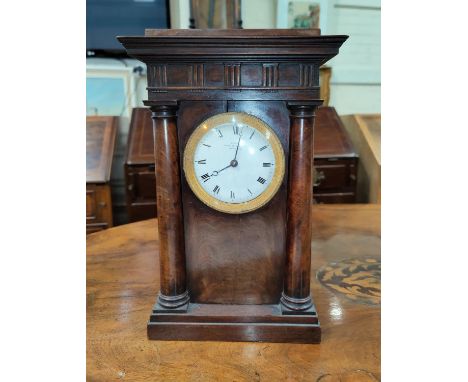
[327,0,381,114]
[242,0,277,28]
[169,0,381,115]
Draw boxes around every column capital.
[286,101,322,118]
[144,100,179,117]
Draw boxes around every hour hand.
[210,163,232,176]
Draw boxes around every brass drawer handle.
[313,168,325,187]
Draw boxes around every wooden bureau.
[313,106,358,203]
[125,106,357,222]
[124,108,157,222]
[341,113,381,203]
[86,116,117,234]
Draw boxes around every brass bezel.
[183,112,285,214]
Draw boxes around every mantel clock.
[118,29,347,343]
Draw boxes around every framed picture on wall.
[276,0,334,33]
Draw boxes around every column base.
[154,290,190,313]
[280,292,313,312]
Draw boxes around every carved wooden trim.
[224,64,241,87]
[300,64,316,88]
[147,62,324,93]
[150,65,167,87]
[190,64,204,87]
[262,64,279,87]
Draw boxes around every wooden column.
[281,102,319,312]
[150,102,190,310]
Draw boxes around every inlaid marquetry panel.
[317,258,381,305]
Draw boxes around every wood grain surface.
[178,100,289,305]
[150,104,189,307]
[87,204,381,381]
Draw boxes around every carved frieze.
[147,62,319,91]
[262,64,279,87]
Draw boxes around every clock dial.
[183,112,285,214]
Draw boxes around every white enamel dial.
[183,112,285,214]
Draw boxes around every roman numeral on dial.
[230,191,235,199]
[259,145,268,151]
[216,129,223,138]
[201,173,210,182]
[213,185,220,194]
[257,177,266,184]
[233,124,239,135]
[263,162,273,167]
[197,159,207,164]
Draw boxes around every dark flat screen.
[87,0,169,52]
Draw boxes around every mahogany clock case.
[125,106,358,221]
[118,29,348,343]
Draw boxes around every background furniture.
[319,66,331,106]
[189,0,242,29]
[124,106,358,222]
[341,113,381,203]
[313,106,358,203]
[125,108,157,222]
[87,204,381,380]
[86,116,117,234]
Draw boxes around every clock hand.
[210,163,232,176]
[233,127,243,161]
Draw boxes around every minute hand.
[233,129,243,161]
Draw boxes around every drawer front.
[128,203,157,222]
[313,192,356,204]
[86,188,98,221]
[86,184,113,233]
[313,158,357,192]
[86,223,108,234]
[126,165,156,202]
[126,164,157,221]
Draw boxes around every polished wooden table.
[87,204,381,381]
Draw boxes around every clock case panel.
[178,100,289,305]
